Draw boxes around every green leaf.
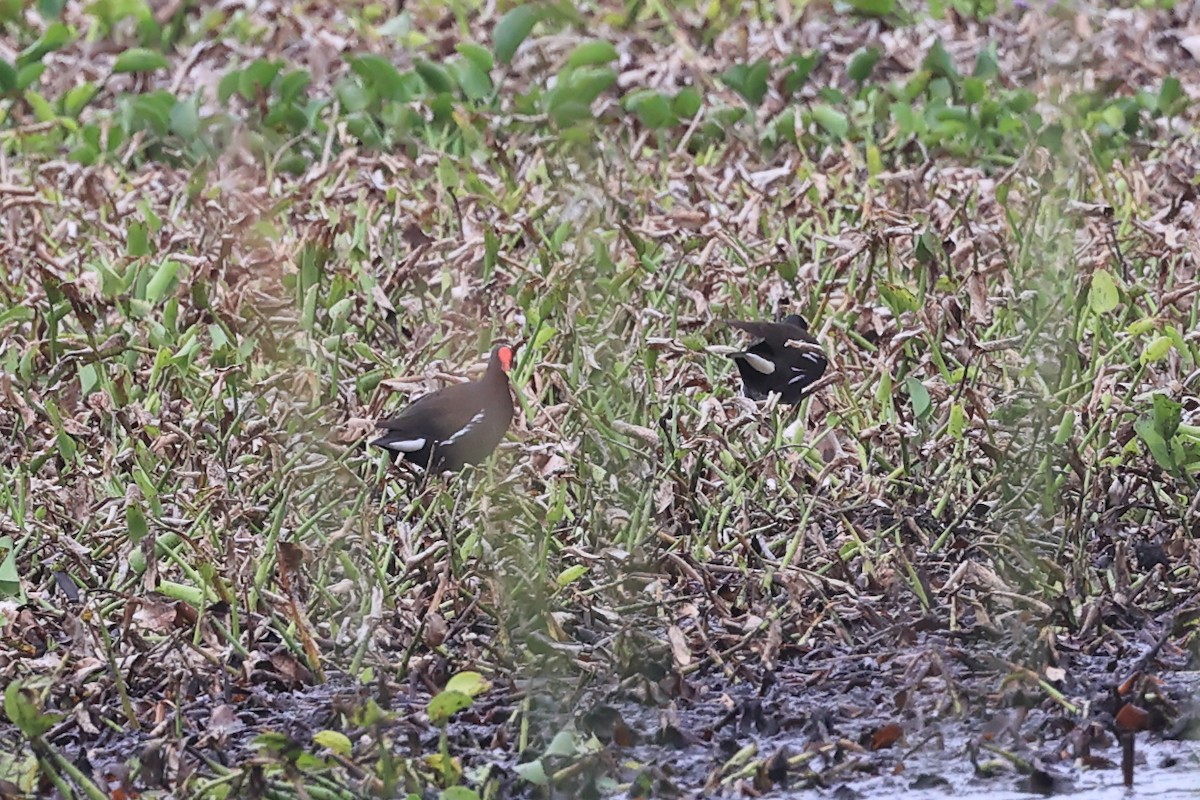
[451,58,491,100]
[346,54,406,100]
[1158,76,1184,115]
[169,99,199,138]
[878,281,920,314]
[846,0,895,15]
[556,564,588,587]
[145,260,181,304]
[811,104,849,138]
[566,40,618,68]
[782,51,819,95]
[494,4,539,65]
[1088,269,1119,314]
[721,59,770,107]
[0,536,18,596]
[427,690,472,724]
[440,788,481,800]
[923,38,959,82]
[18,21,71,67]
[0,59,17,93]
[672,87,702,118]
[127,502,148,544]
[514,759,548,785]
[948,402,966,439]
[1152,393,1182,441]
[238,58,282,100]
[414,59,454,94]
[624,89,674,128]
[445,671,490,697]
[112,47,169,73]
[906,376,932,420]
[60,81,98,116]
[4,682,62,738]
[1053,408,1075,445]
[1135,414,1175,472]
[1141,335,1173,364]
[846,47,881,84]
[313,730,353,756]
[456,42,494,74]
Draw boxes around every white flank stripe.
[376,436,426,452]
[442,410,486,446]
[742,352,776,375]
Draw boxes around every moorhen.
[371,344,515,472]
[721,314,828,404]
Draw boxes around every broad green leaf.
[18,21,71,67]
[1135,415,1175,471]
[427,689,472,724]
[113,47,169,73]
[0,536,18,596]
[905,376,931,420]
[811,104,849,138]
[1088,269,1119,313]
[782,51,819,95]
[145,260,181,304]
[494,4,539,65]
[127,502,148,544]
[846,0,895,15]
[414,58,454,94]
[346,54,405,100]
[624,89,674,128]
[1152,393,1182,440]
[672,87,701,118]
[923,38,959,82]
[948,402,966,439]
[514,759,548,785]
[566,40,618,68]
[441,788,480,800]
[0,59,18,92]
[1141,335,1173,364]
[456,42,493,74]
[721,59,770,106]
[313,730,353,756]
[846,47,881,83]
[556,564,588,587]
[445,671,490,697]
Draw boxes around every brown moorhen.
[372,345,515,471]
[722,314,827,404]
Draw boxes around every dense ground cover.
[1,0,1199,797]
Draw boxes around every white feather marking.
[442,410,486,446]
[376,436,426,452]
[741,352,776,375]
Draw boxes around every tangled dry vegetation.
[1,0,1199,797]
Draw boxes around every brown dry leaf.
[1114,703,1150,733]
[666,624,692,670]
[869,722,903,751]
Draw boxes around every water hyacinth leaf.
[515,759,548,785]
[494,4,539,64]
[0,59,15,92]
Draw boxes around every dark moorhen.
[722,314,828,404]
[372,345,515,472]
